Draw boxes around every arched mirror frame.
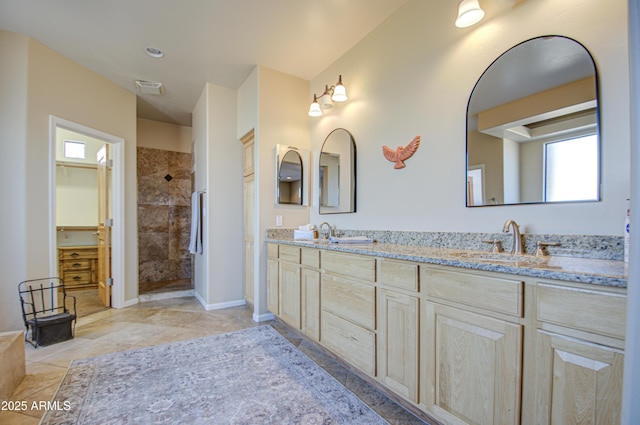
[319,128,357,214]
[465,35,601,207]
[275,145,308,206]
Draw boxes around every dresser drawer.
[423,267,523,317]
[537,283,626,340]
[378,259,419,292]
[321,274,376,330]
[301,248,320,268]
[321,310,376,376]
[322,250,376,282]
[59,248,97,260]
[279,245,300,264]
[62,259,90,271]
[63,270,91,285]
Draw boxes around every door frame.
[48,116,125,308]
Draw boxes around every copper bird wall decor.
[382,135,421,169]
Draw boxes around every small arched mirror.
[276,146,306,205]
[319,128,356,214]
[466,36,600,207]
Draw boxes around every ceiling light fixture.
[144,47,164,58]
[308,75,348,117]
[455,0,485,28]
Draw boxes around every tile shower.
[137,147,193,294]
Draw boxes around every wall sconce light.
[308,75,348,117]
[455,0,485,28]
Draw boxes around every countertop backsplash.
[266,228,624,261]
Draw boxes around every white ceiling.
[0,0,410,126]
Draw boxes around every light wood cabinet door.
[533,330,623,425]
[378,289,419,403]
[301,267,321,341]
[425,302,522,425]
[243,174,255,304]
[279,261,301,329]
[267,258,279,315]
[241,132,254,177]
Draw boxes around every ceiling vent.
[134,80,165,95]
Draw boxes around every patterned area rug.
[41,325,388,424]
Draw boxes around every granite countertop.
[267,238,628,288]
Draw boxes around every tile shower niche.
[137,147,193,294]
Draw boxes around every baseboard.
[138,289,195,303]
[253,312,275,322]
[195,294,246,311]
[123,298,139,308]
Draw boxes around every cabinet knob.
[73,263,82,268]
[71,252,79,257]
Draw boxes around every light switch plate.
[276,215,283,227]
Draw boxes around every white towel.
[189,192,203,254]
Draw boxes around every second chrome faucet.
[502,219,524,255]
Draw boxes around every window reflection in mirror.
[319,128,356,214]
[276,145,307,206]
[466,36,600,207]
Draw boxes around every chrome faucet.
[319,222,334,239]
[502,219,524,255]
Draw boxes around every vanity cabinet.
[278,245,301,329]
[268,242,627,425]
[267,244,279,314]
[321,251,377,377]
[301,248,321,341]
[531,282,626,424]
[423,266,523,425]
[377,259,420,403]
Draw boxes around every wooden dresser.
[58,246,99,289]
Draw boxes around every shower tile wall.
[137,147,192,286]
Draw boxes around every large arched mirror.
[466,36,600,207]
[276,145,307,205]
[319,128,356,214]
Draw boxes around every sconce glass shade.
[455,0,485,28]
[331,75,348,102]
[320,88,334,109]
[308,96,323,117]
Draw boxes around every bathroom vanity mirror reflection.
[276,145,308,205]
[319,128,356,214]
[466,36,600,207]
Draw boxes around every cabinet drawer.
[279,245,300,263]
[537,283,626,340]
[301,248,320,268]
[268,243,278,259]
[321,310,376,376]
[378,259,418,292]
[423,267,523,317]
[63,270,91,285]
[62,259,90,271]
[322,250,376,282]
[322,274,376,330]
[59,248,97,260]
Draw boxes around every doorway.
[49,116,125,313]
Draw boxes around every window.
[544,134,598,202]
[63,140,86,159]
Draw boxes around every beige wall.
[0,31,29,332]
[0,31,138,331]
[137,118,192,153]
[237,66,310,318]
[192,83,244,308]
[308,0,629,236]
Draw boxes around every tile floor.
[1,296,431,425]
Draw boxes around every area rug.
[41,325,389,424]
